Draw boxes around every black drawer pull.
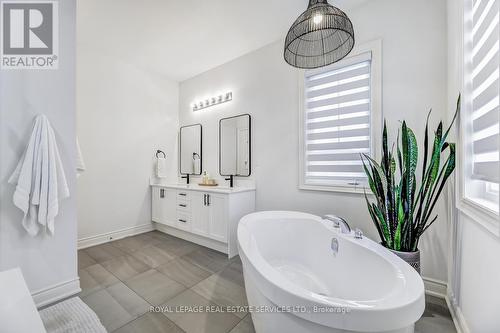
[179,204,187,208]
[178,193,187,196]
[160,189,165,198]
[178,219,187,223]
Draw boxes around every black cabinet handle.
[179,204,187,208]
[160,189,165,198]
[207,194,210,206]
[178,219,187,223]
[179,193,187,197]
[203,194,207,206]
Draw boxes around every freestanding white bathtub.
[237,211,425,333]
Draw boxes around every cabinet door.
[164,189,177,226]
[152,187,163,222]
[207,194,227,242]
[191,192,209,236]
[152,187,176,226]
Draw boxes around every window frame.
[298,39,383,194]
[457,0,500,236]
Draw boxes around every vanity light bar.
[193,92,232,111]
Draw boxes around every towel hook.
[156,150,166,158]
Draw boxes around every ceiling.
[77,0,367,82]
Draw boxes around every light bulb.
[313,14,323,25]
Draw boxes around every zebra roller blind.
[304,52,372,187]
[470,0,500,183]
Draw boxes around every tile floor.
[79,231,456,333]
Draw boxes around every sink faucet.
[225,175,234,188]
[181,174,190,184]
[323,215,351,234]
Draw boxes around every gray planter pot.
[389,249,421,274]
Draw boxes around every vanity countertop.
[150,182,255,194]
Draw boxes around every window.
[299,41,382,193]
[461,0,500,227]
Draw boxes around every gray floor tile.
[230,315,255,333]
[78,235,457,333]
[156,258,211,288]
[163,289,241,333]
[79,263,119,297]
[182,248,231,274]
[191,272,248,319]
[416,313,457,333]
[101,255,150,281]
[107,282,151,318]
[85,243,127,263]
[111,235,153,254]
[78,250,97,270]
[114,313,184,333]
[82,288,134,332]
[218,262,245,287]
[148,231,178,242]
[125,269,186,306]
[424,295,453,318]
[131,245,177,268]
[154,238,201,258]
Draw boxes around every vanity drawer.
[176,190,190,200]
[176,200,191,212]
[176,211,192,231]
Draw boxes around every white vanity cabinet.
[152,187,176,226]
[151,184,255,258]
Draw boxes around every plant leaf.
[373,204,392,248]
[365,191,387,246]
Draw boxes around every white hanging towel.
[193,158,201,175]
[76,137,86,177]
[156,156,168,178]
[9,115,70,236]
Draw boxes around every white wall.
[0,0,78,306]
[447,0,500,331]
[179,0,450,283]
[77,1,179,243]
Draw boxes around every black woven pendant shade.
[284,0,355,69]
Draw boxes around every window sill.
[299,184,372,195]
[457,198,500,237]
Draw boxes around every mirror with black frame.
[219,114,251,180]
[179,124,202,180]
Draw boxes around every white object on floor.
[156,156,168,178]
[0,268,47,333]
[9,114,70,236]
[238,211,425,333]
[76,137,86,177]
[39,297,106,333]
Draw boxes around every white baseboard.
[446,292,470,333]
[423,276,447,298]
[78,223,154,249]
[154,223,229,256]
[32,278,81,308]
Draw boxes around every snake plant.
[362,96,460,252]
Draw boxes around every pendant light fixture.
[284,0,355,69]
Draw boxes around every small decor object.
[284,0,355,69]
[199,173,218,187]
[202,171,209,185]
[362,96,461,274]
